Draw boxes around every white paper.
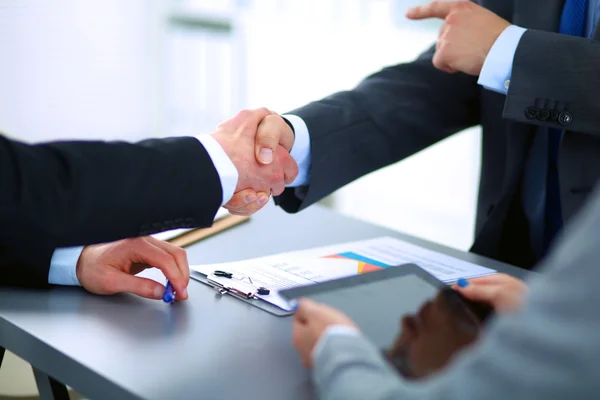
[152,208,229,241]
[193,260,320,311]
[191,236,496,310]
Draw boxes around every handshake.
[76,108,297,301]
[211,108,298,216]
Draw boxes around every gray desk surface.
[0,204,527,400]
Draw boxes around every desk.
[0,204,527,400]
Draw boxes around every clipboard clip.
[207,277,258,300]
[214,270,257,286]
[207,271,271,300]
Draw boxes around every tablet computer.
[280,264,491,356]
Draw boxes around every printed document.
[192,236,496,311]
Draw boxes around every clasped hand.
[214,108,297,216]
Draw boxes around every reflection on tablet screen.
[306,274,440,349]
[385,287,493,379]
[279,264,493,378]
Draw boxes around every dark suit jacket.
[0,135,223,288]
[275,0,600,269]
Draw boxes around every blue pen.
[163,280,176,304]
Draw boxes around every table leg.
[32,366,70,400]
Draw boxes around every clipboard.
[191,269,294,317]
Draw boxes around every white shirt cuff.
[48,246,84,286]
[311,324,361,363]
[196,134,239,206]
[282,114,311,187]
[478,25,527,94]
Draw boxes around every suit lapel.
[513,0,564,31]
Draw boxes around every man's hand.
[406,1,510,75]
[77,237,190,301]
[454,273,528,313]
[223,113,296,216]
[292,298,358,368]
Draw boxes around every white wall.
[0,0,162,143]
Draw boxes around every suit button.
[525,107,538,120]
[537,109,550,121]
[549,110,559,122]
[558,111,573,126]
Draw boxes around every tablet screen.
[309,274,439,349]
[280,265,446,349]
[280,265,492,378]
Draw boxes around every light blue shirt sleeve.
[477,25,527,94]
[282,114,312,187]
[48,246,84,285]
[312,325,361,362]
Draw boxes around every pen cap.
[163,281,176,304]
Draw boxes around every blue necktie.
[560,0,588,37]
[526,0,588,259]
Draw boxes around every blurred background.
[0,1,480,395]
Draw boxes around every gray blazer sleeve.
[313,185,600,400]
[275,47,481,213]
[504,30,600,136]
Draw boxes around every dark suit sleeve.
[503,30,600,135]
[0,135,223,287]
[0,244,56,289]
[274,47,481,213]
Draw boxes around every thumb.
[456,284,498,304]
[295,298,320,322]
[255,115,294,164]
[111,271,166,300]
